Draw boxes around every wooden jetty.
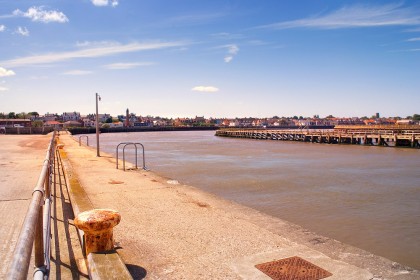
[215,125,420,148]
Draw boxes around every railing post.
[44,161,51,198]
[34,204,44,268]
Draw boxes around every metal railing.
[116,142,147,171]
[78,135,89,146]
[7,131,57,280]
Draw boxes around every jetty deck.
[216,125,420,148]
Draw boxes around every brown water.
[90,131,420,269]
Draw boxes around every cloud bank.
[191,86,219,92]
[13,6,68,23]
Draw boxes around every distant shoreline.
[68,125,335,135]
[68,126,217,135]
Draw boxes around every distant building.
[44,121,63,129]
[0,119,31,127]
[125,109,130,127]
[109,122,123,128]
[97,113,111,123]
[41,113,58,122]
[81,118,95,127]
[396,120,413,125]
[62,112,81,122]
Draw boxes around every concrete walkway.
[58,133,420,280]
[0,134,86,279]
[0,135,50,278]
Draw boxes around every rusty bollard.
[74,209,121,256]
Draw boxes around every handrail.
[78,135,89,146]
[115,142,133,170]
[7,131,56,280]
[116,142,147,171]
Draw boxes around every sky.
[0,0,419,118]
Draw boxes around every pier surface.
[0,135,85,279]
[58,133,419,279]
[0,135,49,277]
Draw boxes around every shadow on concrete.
[125,264,147,279]
[50,149,88,278]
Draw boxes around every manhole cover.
[255,256,332,280]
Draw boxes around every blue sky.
[0,0,419,118]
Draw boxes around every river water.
[87,130,420,269]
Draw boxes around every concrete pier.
[57,134,420,279]
[2,133,420,279]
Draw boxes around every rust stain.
[194,201,210,208]
[109,179,124,185]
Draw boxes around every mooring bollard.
[74,209,121,256]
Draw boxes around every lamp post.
[95,93,101,157]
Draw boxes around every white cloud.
[211,32,244,40]
[16,26,29,36]
[13,6,68,23]
[224,44,239,63]
[247,40,268,46]
[1,41,188,68]
[407,37,420,41]
[0,25,5,32]
[91,0,119,7]
[224,56,233,63]
[62,70,93,75]
[260,3,420,30]
[0,86,8,91]
[0,67,16,77]
[76,40,118,48]
[104,62,155,70]
[191,86,219,93]
[227,44,239,54]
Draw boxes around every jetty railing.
[7,131,57,280]
[216,128,420,148]
[116,142,147,171]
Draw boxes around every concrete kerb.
[57,141,133,280]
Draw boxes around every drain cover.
[255,256,332,280]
